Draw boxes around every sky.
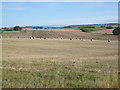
[2,2,118,27]
[1,0,120,2]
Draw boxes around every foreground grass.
[2,58,118,88]
[3,70,118,88]
[2,38,118,88]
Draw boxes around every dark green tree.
[13,26,22,31]
[112,27,120,35]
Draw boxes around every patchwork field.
[2,38,118,88]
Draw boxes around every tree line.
[1,26,120,35]
[1,26,22,31]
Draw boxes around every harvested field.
[91,29,114,34]
[2,38,118,88]
[2,29,118,40]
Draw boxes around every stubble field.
[2,38,118,88]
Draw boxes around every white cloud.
[9,7,28,11]
[80,16,117,24]
[2,3,29,11]
[54,16,118,25]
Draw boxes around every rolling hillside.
[2,29,118,40]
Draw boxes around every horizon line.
[1,22,118,28]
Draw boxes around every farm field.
[90,29,114,34]
[2,29,118,40]
[2,38,118,88]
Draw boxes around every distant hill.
[58,23,118,30]
[2,29,117,40]
[1,23,118,40]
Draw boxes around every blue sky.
[2,2,118,27]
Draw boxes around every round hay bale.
[44,37,47,39]
[91,39,93,41]
[108,40,111,43]
[80,38,83,41]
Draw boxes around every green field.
[2,38,118,88]
[2,31,20,34]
